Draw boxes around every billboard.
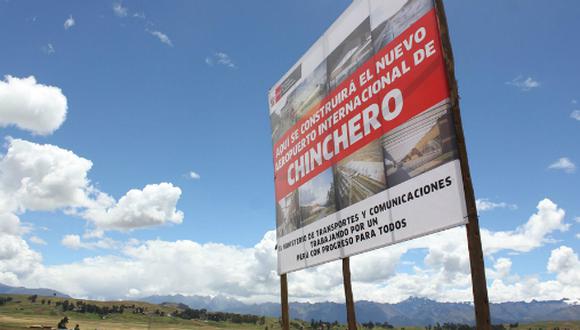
[268,0,468,275]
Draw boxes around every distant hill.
[3,283,578,327]
[0,283,69,298]
[141,295,580,327]
[0,292,281,330]
[144,294,248,312]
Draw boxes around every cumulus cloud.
[476,198,517,212]
[0,233,42,280]
[506,75,540,91]
[570,110,580,121]
[64,15,75,30]
[24,231,278,301]
[548,157,576,173]
[147,30,173,47]
[487,258,512,280]
[482,198,568,254]
[83,183,183,231]
[10,211,579,304]
[0,76,67,135]
[0,138,93,212]
[351,246,407,284]
[0,213,24,236]
[61,234,82,249]
[61,234,119,250]
[28,236,47,245]
[188,171,201,180]
[205,52,236,68]
[423,238,469,279]
[0,138,184,233]
[547,245,580,286]
[83,229,104,239]
[112,3,128,17]
[487,276,579,304]
[2,193,575,304]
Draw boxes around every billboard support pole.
[434,1,491,329]
[280,274,290,330]
[342,257,357,330]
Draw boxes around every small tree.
[57,316,69,329]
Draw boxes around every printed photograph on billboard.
[381,100,458,187]
[327,18,373,90]
[335,140,386,209]
[268,0,468,274]
[299,168,336,227]
[276,190,300,238]
[291,62,328,121]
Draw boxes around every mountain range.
[141,294,580,326]
[0,283,69,298]
[1,283,577,327]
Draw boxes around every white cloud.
[487,276,579,304]
[147,30,173,47]
[0,138,93,212]
[61,234,119,250]
[61,234,82,249]
[189,171,201,180]
[216,52,235,68]
[0,76,67,135]
[112,3,128,17]
[572,99,578,105]
[0,233,42,279]
[25,231,278,301]
[423,237,470,278]
[476,198,517,212]
[0,138,184,233]
[506,75,540,91]
[548,157,576,173]
[206,52,236,68]
[64,15,75,30]
[547,246,580,286]
[28,236,47,246]
[570,110,580,121]
[3,196,576,304]
[487,258,512,280]
[0,212,24,236]
[83,183,183,231]
[482,198,568,254]
[42,43,55,55]
[83,229,104,239]
[351,246,409,283]
[576,216,580,223]
[133,12,146,19]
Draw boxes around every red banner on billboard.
[273,10,448,201]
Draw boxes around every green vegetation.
[0,294,578,330]
[0,294,280,330]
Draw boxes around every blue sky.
[0,0,578,303]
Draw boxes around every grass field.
[1,294,578,330]
[510,321,580,330]
[0,294,282,330]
